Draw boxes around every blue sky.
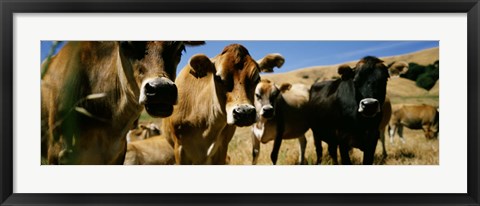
[41,41,438,74]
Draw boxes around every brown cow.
[388,104,439,143]
[162,44,285,164]
[126,122,161,143]
[251,80,310,165]
[41,41,204,164]
[123,135,175,165]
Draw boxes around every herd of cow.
[41,41,439,165]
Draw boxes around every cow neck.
[117,49,141,105]
[114,49,143,135]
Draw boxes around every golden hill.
[261,47,439,98]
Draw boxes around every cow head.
[188,44,284,126]
[119,41,204,117]
[126,123,161,143]
[340,56,389,118]
[387,61,409,77]
[254,79,291,120]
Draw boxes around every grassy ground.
[227,126,439,165]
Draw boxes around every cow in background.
[387,61,409,77]
[163,44,285,164]
[308,57,390,165]
[41,41,204,164]
[126,122,161,143]
[251,79,310,165]
[124,135,175,165]
[389,104,439,143]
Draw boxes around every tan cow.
[124,135,175,165]
[389,104,439,143]
[387,61,409,77]
[162,44,285,164]
[41,41,204,164]
[126,122,161,143]
[251,79,310,165]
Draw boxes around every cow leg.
[252,134,261,165]
[422,124,431,139]
[388,124,396,144]
[270,117,285,165]
[311,129,323,165]
[207,126,235,165]
[297,135,307,165]
[379,129,387,158]
[47,142,61,165]
[123,144,137,165]
[328,143,338,165]
[174,143,183,165]
[398,125,405,143]
[270,138,283,165]
[339,143,352,165]
[363,130,379,165]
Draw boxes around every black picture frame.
[1,0,479,205]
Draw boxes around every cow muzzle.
[140,77,178,117]
[358,98,380,117]
[260,105,275,119]
[232,105,257,127]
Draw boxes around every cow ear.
[189,54,215,78]
[279,83,292,93]
[257,53,285,73]
[337,64,354,80]
[183,41,206,46]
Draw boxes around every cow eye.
[138,66,146,76]
[271,90,279,97]
[214,75,223,83]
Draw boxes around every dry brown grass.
[227,125,439,165]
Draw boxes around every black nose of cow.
[142,77,178,118]
[358,98,380,117]
[233,106,257,126]
[144,78,178,105]
[262,106,274,119]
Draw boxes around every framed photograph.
[1,0,479,205]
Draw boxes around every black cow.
[308,56,389,165]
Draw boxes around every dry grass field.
[140,47,439,165]
[227,126,439,165]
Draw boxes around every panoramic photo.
[40,41,439,165]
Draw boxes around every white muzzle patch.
[358,98,380,113]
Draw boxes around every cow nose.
[233,105,257,126]
[358,98,380,117]
[143,77,178,105]
[261,106,274,119]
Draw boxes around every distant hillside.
[262,47,439,97]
